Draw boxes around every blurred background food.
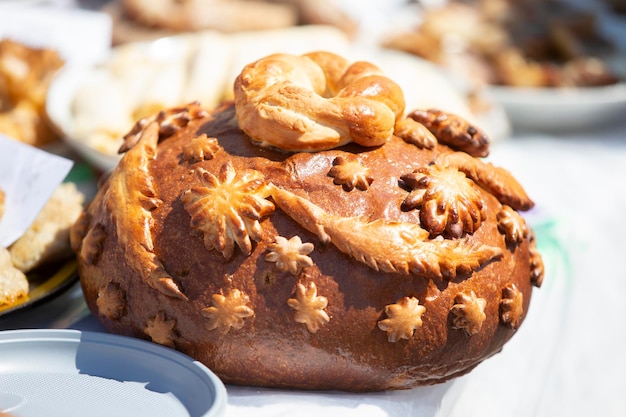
[103,0,358,44]
[606,0,626,14]
[382,0,624,89]
[0,39,64,147]
[0,182,84,310]
[1,0,624,158]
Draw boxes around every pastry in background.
[103,0,356,44]
[266,0,358,37]
[0,187,28,307]
[605,0,626,14]
[0,246,28,308]
[0,39,64,146]
[383,0,621,88]
[9,182,85,273]
[69,30,233,158]
[0,179,85,310]
[117,0,296,32]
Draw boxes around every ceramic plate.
[0,259,78,318]
[45,65,124,173]
[488,82,626,132]
[0,329,227,417]
[485,4,626,133]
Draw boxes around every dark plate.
[0,258,78,318]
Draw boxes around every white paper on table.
[0,6,112,68]
[0,134,73,247]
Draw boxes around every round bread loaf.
[71,53,543,392]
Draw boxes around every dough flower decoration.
[202,288,254,335]
[328,156,373,191]
[265,235,314,275]
[500,283,524,329]
[269,186,501,280]
[401,164,484,239]
[287,281,330,333]
[377,296,426,342]
[450,290,487,335]
[328,156,374,191]
[181,162,275,259]
[96,282,126,321]
[182,133,221,163]
[497,205,528,245]
[528,230,544,288]
[436,152,534,211]
[144,311,177,348]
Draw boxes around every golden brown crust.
[234,52,405,152]
[74,97,541,391]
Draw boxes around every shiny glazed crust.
[234,51,405,152]
[72,63,543,391]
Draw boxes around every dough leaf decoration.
[401,164,485,238]
[407,109,490,157]
[394,116,438,149]
[287,281,330,333]
[202,288,254,334]
[437,152,534,211]
[182,162,275,259]
[377,296,426,342]
[101,120,185,299]
[270,186,501,280]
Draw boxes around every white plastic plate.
[0,329,227,417]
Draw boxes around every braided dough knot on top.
[234,51,406,152]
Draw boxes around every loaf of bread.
[71,52,543,391]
